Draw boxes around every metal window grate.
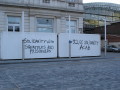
[43,0,50,3]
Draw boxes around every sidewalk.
[0,52,120,64]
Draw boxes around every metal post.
[0,32,1,59]
[104,18,107,56]
[22,11,25,60]
[69,15,71,58]
[22,40,25,60]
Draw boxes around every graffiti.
[79,45,90,50]
[28,45,54,54]
[23,38,54,44]
[72,39,99,51]
[23,38,55,54]
[73,39,83,45]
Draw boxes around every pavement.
[0,52,120,64]
[0,52,120,90]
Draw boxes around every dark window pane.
[37,18,53,25]
[15,26,20,32]
[8,26,13,31]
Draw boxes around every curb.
[0,56,110,64]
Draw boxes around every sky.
[83,0,120,4]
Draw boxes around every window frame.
[36,17,54,33]
[7,16,21,32]
[66,20,77,33]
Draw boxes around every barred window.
[68,3,75,7]
[43,0,50,3]
[68,0,75,2]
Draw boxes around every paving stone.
[0,53,120,90]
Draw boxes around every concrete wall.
[0,0,83,12]
[0,5,83,33]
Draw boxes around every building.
[83,2,120,47]
[94,22,120,35]
[84,2,120,32]
[0,0,83,33]
[94,22,120,47]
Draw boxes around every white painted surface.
[23,33,57,58]
[58,33,101,57]
[0,32,100,59]
[1,32,22,59]
[0,32,57,59]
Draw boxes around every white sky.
[83,0,120,4]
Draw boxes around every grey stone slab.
[0,54,120,90]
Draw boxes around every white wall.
[58,33,101,57]
[0,32,101,60]
[1,32,23,59]
[23,33,57,58]
[0,32,57,59]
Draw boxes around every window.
[113,16,120,21]
[99,21,104,26]
[106,16,112,21]
[67,0,76,2]
[43,0,50,3]
[68,3,75,7]
[67,0,76,7]
[66,20,77,33]
[8,16,21,32]
[37,18,54,33]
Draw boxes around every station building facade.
[84,2,120,32]
[0,0,83,34]
[83,2,120,48]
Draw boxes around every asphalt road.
[0,53,120,90]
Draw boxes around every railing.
[0,0,83,12]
